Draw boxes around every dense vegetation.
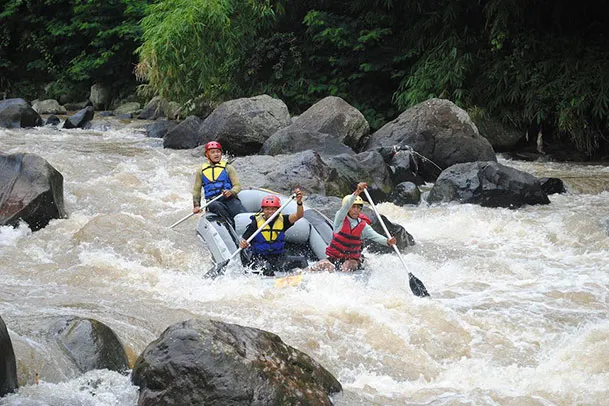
[1,0,608,158]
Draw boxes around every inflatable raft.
[196,188,334,275]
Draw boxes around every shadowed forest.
[1,0,607,158]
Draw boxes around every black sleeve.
[241,219,257,240]
[282,214,294,232]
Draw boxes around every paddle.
[204,193,296,279]
[169,194,223,229]
[362,188,430,297]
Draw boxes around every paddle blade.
[409,273,430,297]
[205,259,230,279]
[274,274,304,289]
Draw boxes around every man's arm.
[225,165,242,196]
[288,188,304,224]
[333,194,354,229]
[193,170,202,207]
[241,219,257,241]
[361,224,391,246]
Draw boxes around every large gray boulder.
[0,98,43,128]
[0,152,67,231]
[163,116,204,149]
[132,318,341,406]
[32,99,67,115]
[138,96,169,120]
[325,150,394,201]
[50,317,129,373]
[289,96,369,151]
[146,119,178,139]
[198,94,291,155]
[63,106,94,129]
[0,315,18,397]
[89,83,112,110]
[366,98,496,181]
[234,151,346,197]
[260,128,355,157]
[428,161,550,208]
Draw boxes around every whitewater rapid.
[1,124,609,405]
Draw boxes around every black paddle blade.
[409,273,430,297]
[204,259,230,279]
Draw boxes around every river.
[1,122,609,405]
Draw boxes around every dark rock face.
[428,161,551,208]
[50,317,129,373]
[365,98,496,181]
[389,182,422,206]
[163,115,203,149]
[0,152,67,231]
[364,213,415,254]
[325,151,393,202]
[0,316,18,397]
[284,96,370,151]
[198,95,291,156]
[0,98,43,128]
[539,177,567,195]
[260,128,355,157]
[132,318,342,406]
[63,106,95,129]
[146,119,178,139]
[138,96,168,120]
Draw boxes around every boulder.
[50,317,129,373]
[365,213,415,254]
[138,96,169,120]
[325,151,393,201]
[0,152,67,230]
[260,128,355,157]
[234,151,346,197]
[163,116,204,149]
[0,315,18,397]
[366,98,496,181]
[113,102,141,117]
[389,181,422,206]
[45,115,61,126]
[290,96,369,151]
[539,177,567,195]
[89,83,112,110]
[63,106,94,129]
[0,98,43,128]
[146,119,178,139]
[132,318,341,406]
[32,99,67,115]
[427,161,550,208]
[198,94,291,156]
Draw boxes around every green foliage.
[0,0,149,100]
[240,1,402,127]
[136,0,277,104]
[2,0,608,157]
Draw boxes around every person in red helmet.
[238,188,307,276]
[192,141,245,225]
[311,182,396,272]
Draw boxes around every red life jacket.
[325,215,367,260]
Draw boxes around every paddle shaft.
[362,189,412,272]
[169,194,223,228]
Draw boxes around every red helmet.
[261,195,281,208]
[205,141,222,153]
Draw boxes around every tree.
[136,0,277,106]
[0,0,149,101]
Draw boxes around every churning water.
[1,122,609,405]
